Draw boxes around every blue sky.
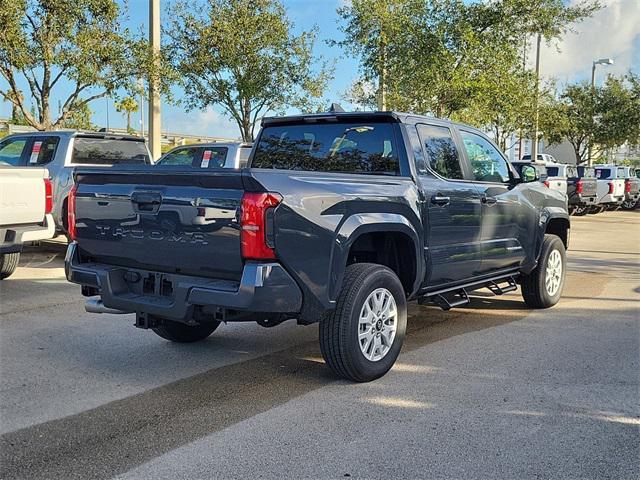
[1,0,638,139]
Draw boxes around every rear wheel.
[573,205,588,216]
[521,234,566,309]
[152,319,220,343]
[621,199,638,210]
[0,253,20,280]
[319,263,407,382]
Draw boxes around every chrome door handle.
[431,194,450,206]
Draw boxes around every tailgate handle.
[131,192,162,212]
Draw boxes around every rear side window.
[252,122,399,175]
[595,168,611,179]
[0,138,27,166]
[71,137,150,165]
[416,124,463,179]
[546,167,559,176]
[238,146,252,168]
[158,147,199,166]
[566,167,578,178]
[28,137,60,165]
[201,147,228,168]
[577,166,595,178]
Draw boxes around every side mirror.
[521,165,539,183]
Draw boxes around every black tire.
[0,253,20,280]
[568,206,576,216]
[521,234,566,309]
[621,199,638,210]
[573,205,588,216]
[319,263,407,382]
[152,319,220,343]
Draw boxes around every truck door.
[458,129,527,273]
[413,123,483,287]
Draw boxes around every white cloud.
[534,0,640,84]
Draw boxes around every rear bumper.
[0,214,56,254]
[569,194,596,206]
[625,192,639,202]
[599,194,624,205]
[65,242,303,321]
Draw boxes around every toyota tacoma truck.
[65,112,569,382]
[0,166,55,279]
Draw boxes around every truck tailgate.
[73,168,246,280]
[581,178,597,197]
[0,167,47,226]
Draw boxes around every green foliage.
[60,102,94,130]
[337,0,599,146]
[539,74,640,164]
[0,0,172,131]
[168,0,332,141]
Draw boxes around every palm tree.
[114,96,139,133]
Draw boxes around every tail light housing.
[625,180,631,193]
[44,178,53,214]
[543,180,550,188]
[68,184,78,241]
[608,182,614,194]
[240,192,282,260]
[575,179,583,194]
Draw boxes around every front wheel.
[0,253,20,280]
[521,234,566,309]
[319,263,407,382]
[621,199,638,210]
[152,319,220,343]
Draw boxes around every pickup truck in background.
[616,166,640,210]
[66,112,569,382]
[0,167,55,279]
[550,164,597,216]
[594,165,626,211]
[157,142,253,169]
[0,131,151,236]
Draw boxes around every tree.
[60,102,94,130]
[0,0,168,131]
[539,74,640,163]
[168,0,331,142]
[115,96,139,133]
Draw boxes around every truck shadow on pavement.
[0,272,612,479]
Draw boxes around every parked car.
[65,111,569,382]
[521,153,558,163]
[546,164,597,216]
[0,132,151,235]
[0,166,56,279]
[593,165,626,212]
[157,142,253,169]
[616,166,640,210]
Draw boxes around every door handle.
[430,194,450,206]
[131,191,162,212]
[481,195,497,205]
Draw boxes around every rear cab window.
[251,122,400,175]
[71,136,150,165]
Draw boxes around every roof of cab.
[3,130,145,141]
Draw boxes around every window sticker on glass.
[202,150,211,168]
[29,141,42,164]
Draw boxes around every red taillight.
[625,180,631,193]
[608,182,614,194]
[68,184,78,241]
[543,180,550,188]
[575,179,583,194]
[240,192,282,260]
[44,178,53,214]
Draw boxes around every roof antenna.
[328,103,345,113]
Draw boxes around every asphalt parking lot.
[1,211,638,479]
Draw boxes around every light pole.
[530,33,542,164]
[148,0,161,161]
[588,58,613,165]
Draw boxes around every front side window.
[201,147,228,168]
[159,147,199,166]
[416,124,463,179]
[252,122,399,175]
[0,138,27,166]
[460,131,510,183]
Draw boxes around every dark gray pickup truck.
[66,111,569,382]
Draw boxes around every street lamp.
[591,58,614,87]
[588,58,613,165]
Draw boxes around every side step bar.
[419,274,519,311]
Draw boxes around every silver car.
[0,131,151,234]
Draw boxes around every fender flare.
[327,212,424,302]
[528,208,570,271]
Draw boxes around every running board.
[419,274,520,311]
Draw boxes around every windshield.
[252,122,399,175]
